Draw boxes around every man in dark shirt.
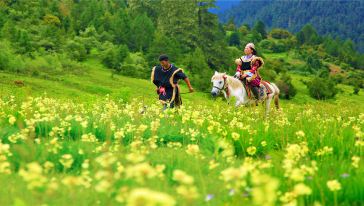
[151,54,194,109]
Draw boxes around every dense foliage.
[307,77,339,100]
[0,0,362,95]
[219,0,364,53]
[276,73,297,100]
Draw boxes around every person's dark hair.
[159,54,169,61]
[251,48,257,55]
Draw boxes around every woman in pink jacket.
[234,43,264,100]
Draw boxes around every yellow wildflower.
[352,156,360,168]
[295,130,305,138]
[327,180,341,191]
[173,169,194,185]
[231,132,240,141]
[294,183,312,195]
[18,162,47,190]
[59,154,74,169]
[186,144,200,156]
[127,188,176,206]
[8,115,16,125]
[247,146,257,156]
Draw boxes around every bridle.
[213,75,230,97]
[213,75,226,90]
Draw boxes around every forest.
[0,0,363,96]
[218,0,364,53]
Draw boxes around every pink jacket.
[236,65,261,87]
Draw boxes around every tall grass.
[0,95,363,206]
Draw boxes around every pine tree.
[225,17,236,31]
[127,0,159,22]
[228,32,240,46]
[253,20,267,39]
[157,0,199,52]
[197,0,230,69]
[129,13,155,52]
[296,24,319,45]
[146,31,181,66]
[185,47,211,91]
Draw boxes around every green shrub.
[331,74,344,84]
[26,54,61,74]
[0,42,26,72]
[58,55,85,75]
[119,64,146,78]
[260,68,277,82]
[259,39,274,52]
[100,42,129,70]
[271,41,287,53]
[119,52,149,79]
[0,47,11,70]
[270,28,292,39]
[65,40,87,61]
[353,85,360,95]
[307,77,338,100]
[264,58,287,74]
[24,53,84,75]
[276,73,297,99]
[183,47,211,91]
[228,32,240,47]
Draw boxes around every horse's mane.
[225,75,243,90]
[212,72,244,90]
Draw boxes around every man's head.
[159,54,170,68]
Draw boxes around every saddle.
[244,81,273,100]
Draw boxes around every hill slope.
[1,61,364,206]
[1,57,363,108]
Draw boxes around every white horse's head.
[211,71,227,97]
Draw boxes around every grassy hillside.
[1,53,363,103]
[1,1,363,205]
[1,59,364,205]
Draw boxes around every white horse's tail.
[269,83,280,109]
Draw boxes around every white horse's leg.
[222,90,230,105]
[234,88,246,107]
[265,94,274,117]
[269,83,280,110]
[235,98,244,107]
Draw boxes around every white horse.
[211,71,280,116]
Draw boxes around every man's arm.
[183,78,194,92]
[175,70,194,92]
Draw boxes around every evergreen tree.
[127,0,159,22]
[184,47,211,91]
[296,24,319,45]
[147,32,181,66]
[197,0,230,69]
[253,20,267,39]
[228,31,240,46]
[157,0,199,52]
[129,13,155,52]
[225,17,236,31]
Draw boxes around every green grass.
[0,59,363,206]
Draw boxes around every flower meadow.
[0,95,363,206]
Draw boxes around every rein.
[179,91,210,95]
